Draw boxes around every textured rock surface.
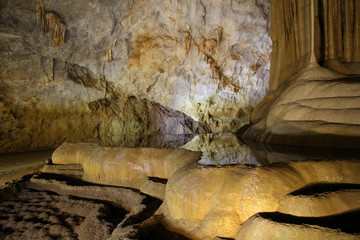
[242,0,360,147]
[51,142,201,199]
[0,0,271,153]
[278,189,360,217]
[158,160,360,239]
[7,142,360,240]
[0,186,127,240]
[0,173,172,240]
[236,213,360,240]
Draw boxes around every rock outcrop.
[242,0,360,147]
[0,0,272,153]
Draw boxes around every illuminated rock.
[242,0,360,148]
[278,188,360,217]
[51,142,201,199]
[158,160,360,239]
[235,213,360,240]
[0,0,271,153]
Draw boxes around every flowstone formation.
[0,0,272,153]
[38,142,360,240]
[242,0,360,147]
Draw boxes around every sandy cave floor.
[0,173,190,240]
[0,186,126,240]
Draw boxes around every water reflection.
[68,134,197,148]
[244,139,360,165]
[63,132,360,166]
[182,133,261,166]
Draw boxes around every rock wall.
[0,0,272,153]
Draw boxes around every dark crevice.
[259,210,360,234]
[138,223,191,240]
[121,195,162,228]
[290,183,360,196]
[147,177,168,184]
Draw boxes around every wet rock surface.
[0,0,271,153]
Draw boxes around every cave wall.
[243,0,360,148]
[0,0,272,153]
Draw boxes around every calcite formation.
[50,142,201,199]
[278,189,360,217]
[159,160,360,239]
[49,142,360,240]
[242,0,360,147]
[236,213,360,240]
[0,0,272,153]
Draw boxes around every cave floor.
[1,133,360,240]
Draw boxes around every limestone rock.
[235,213,360,240]
[278,189,360,217]
[0,0,272,153]
[242,0,360,147]
[51,142,201,199]
[242,67,360,148]
[158,160,360,239]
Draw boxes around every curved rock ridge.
[158,160,360,239]
[51,142,201,199]
[235,212,360,240]
[278,188,360,217]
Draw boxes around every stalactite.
[326,0,335,59]
[344,0,354,62]
[353,0,360,62]
[37,0,66,47]
[320,0,359,63]
[293,0,300,61]
[335,0,343,60]
[44,12,66,47]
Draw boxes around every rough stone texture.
[0,187,126,240]
[0,0,272,153]
[158,160,360,239]
[242,0,360,147]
